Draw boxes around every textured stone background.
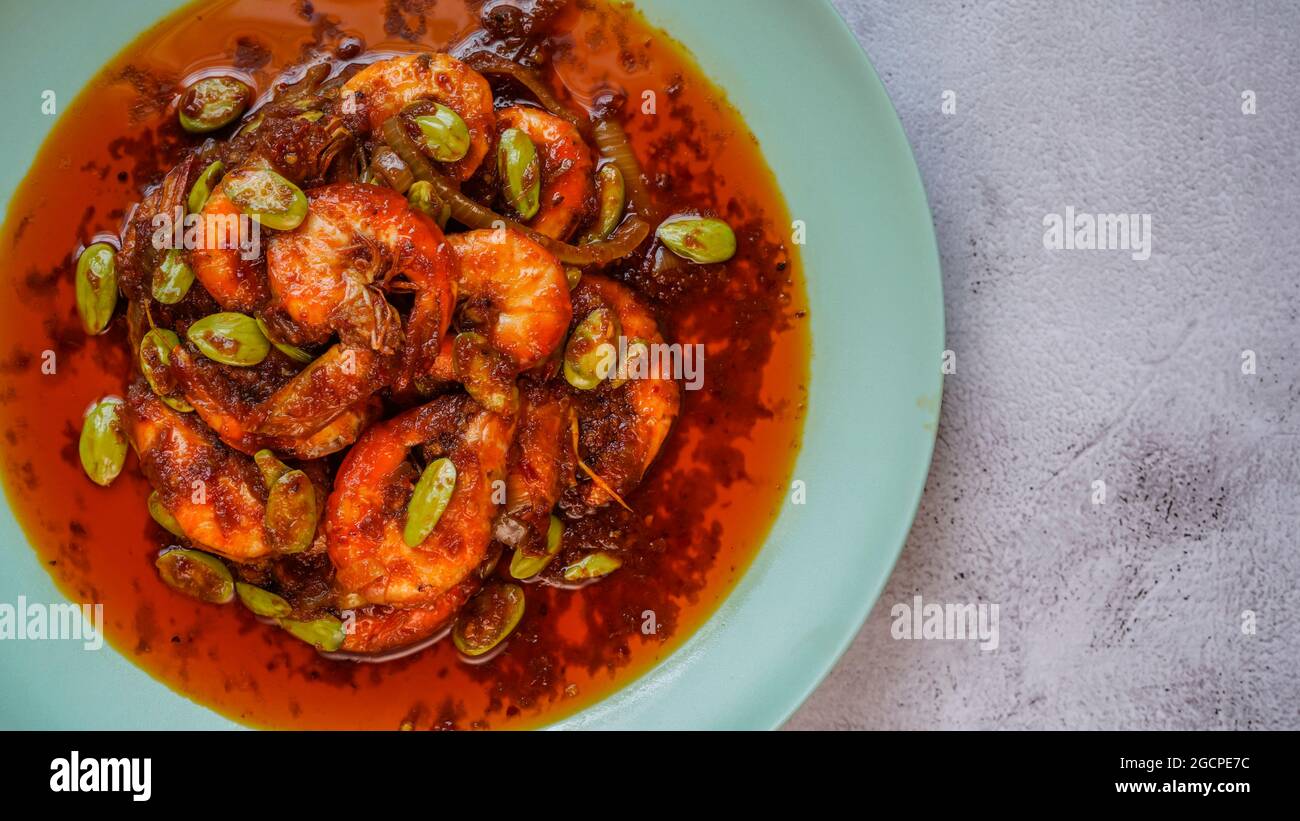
[788,0,1300,729]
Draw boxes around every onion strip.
[464,52,589,135]
[591,118,659,223]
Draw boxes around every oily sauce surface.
[0,0,808,729]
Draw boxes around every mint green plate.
[0,0,942,730]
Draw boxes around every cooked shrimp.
[326,394,514,607]
[252,344,391,439]
[267,183,457,392]
[190,184,270,313]
[118,155,198,302]
[498,105,594,241]
[447,228,572,372]
[225,65,355,187]
[342,53,495,181]
[564,275,681,510]
[494,380,574,553]
[277,399,382,460]
[189,91,354,313]
[338,578,479,656]
[124,380,272,561]
[171,342,386,459]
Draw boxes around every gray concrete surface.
[788,0,1300,729]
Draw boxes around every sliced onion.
[542,217,650,266]
[463,51,588,135]
[592,118,659,223]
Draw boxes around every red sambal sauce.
[0,0,808,729]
